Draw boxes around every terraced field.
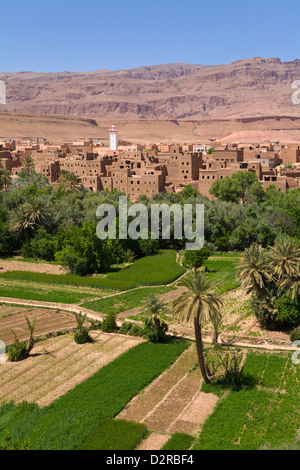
[118,344,218,436]
[0,331,144,407]
[0,306,77,344]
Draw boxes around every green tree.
[182,247,210,273]
[210,171,258,204]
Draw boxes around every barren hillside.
[1,58,300,120]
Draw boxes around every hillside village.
[1,127,300,199]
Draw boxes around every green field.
[204,256,241,294]
[0,281,100,304]
[0,339,188,450]
[193,352,300,450]
[81,286,174,315]
[0,250,185,291]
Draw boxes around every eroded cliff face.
[1,58,300,120]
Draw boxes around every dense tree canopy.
[0,170,299,274]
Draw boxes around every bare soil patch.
[0,259,64,275]
[0,306,76,344]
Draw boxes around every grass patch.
[0,250,185,291]
[193,352,300,450]
[0,283,96,304]
[204,257,240,294]
[80,419,148,450]
[161,433,194,451]
[0,339,189,450]
[81,286,174,315]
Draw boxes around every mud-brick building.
[279,145,300,164]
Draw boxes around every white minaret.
[109,125,118,151]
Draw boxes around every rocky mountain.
[1,58,300,121]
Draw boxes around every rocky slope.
[1,58,300,120]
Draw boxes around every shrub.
[22,227,58,261]
[101,314,118,333]
[144,320,168,343]
[128,324,145,337]
[275,295,300,326]
[290,326,300,342]
[8,337,28,362]
[74,313,93,344]
[74,328,93,344]
[56,246,91,276]
[119,322,133,335]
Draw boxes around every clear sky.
[1,0,299,72]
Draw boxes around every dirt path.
[0,294,296,351]
[0,260,64,275]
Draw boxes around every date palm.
[0,169,12,193]
[59,171,83,194]
[9,198,51,240]
[265,238,300,280]
[236,244,269,296]
[172,272,223,383]
[144,294,166,331]
[279,270,300,302]
[22,155,35,178]
[25,315,36,354]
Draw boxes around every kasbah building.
[1,125,300,199]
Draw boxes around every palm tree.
[9,204,35,240]
[9,198,51,240]
[279,270,300,302]
[0,170,12,193]
[22,156,35,178]
[236,244,269,296]
[265,238,300,280]
[59,171,83,194]
[25,315,36,354]
[209,308,223,345]
[144,294,166,331]
[75,312,87,335]
[172,272,223,383]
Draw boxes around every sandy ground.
[0,259,64,275]
[0,331,144,407]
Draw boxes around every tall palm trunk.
[194,314,210,384]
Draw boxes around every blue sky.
[1,0,299,72]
